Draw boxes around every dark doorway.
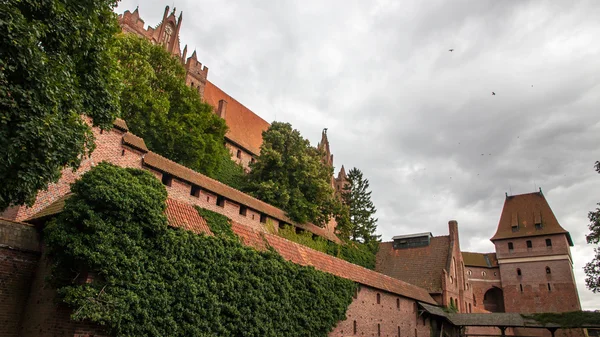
[483,287,505,312]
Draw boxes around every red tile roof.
[203,81,270,156]
[490,192,572,244]
[165,198,212,236]
[231,226,437,304]
[231,221,267,250]
[462,252,498,268]
[375,236,450,293]
[122,133,148,152]
[143,151,341,243]
[113,118,129,131]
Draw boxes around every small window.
[252,214,255,220]
[469,303,472,313]
[520,284,524,292]
[546,239,552,247]
[216,195,225,207]
[473,295,477,306]
[260,213,267,223]
[353,320,357,335]
[517,268,522,276]
[190,185,201,197]
[376,293,381,304]
[121,149,125,156]
[547,283,552,291]
[396,298,400,309]
[353,286,359,299]
[239,205,247,216]
[206,196,210,202]
[508,242,514,250]
[236,149,241,159]
[482,271,486,276]
[251,158,256,164]
[161,173,173,187]
[191,81,195,87]
[378,323,381,336]
[398,326,401,337]
[467,270,472,275]
[511,225,519,232]
[535,223,543,230]
[494,272,497,276]
[546,267,551,274]
[526,240,532,248]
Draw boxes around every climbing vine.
[195,206,237,241]
[45,162,356,337]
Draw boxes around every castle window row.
[516,266,551,277]
[507,238,552,251]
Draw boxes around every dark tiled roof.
[231,221,267,250]
[165,199,212,236]
[490,192,572,245]
[260,232,437,304]
[462,252,498,268]
[113,118,129,131]
[26,193,72,222]
[122,133,148,152]
[203,81,270,156]
[375,236,450,293]
[143,151,341,243]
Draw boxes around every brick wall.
[225,142,255,170]
[329,285,433,337]
[444,221,475,313]
[495,234,571,260]
[465,266,502,312]
[18,248,108,337]
[0,219,41,337]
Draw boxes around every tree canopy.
[44,162,355,336]
[585,161,600,293]
[0,0,121,211]
[114,34,230,177]
[246,122,339,226]
[342,167,380,246]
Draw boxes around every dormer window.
[511,225,519,232]
[535,223,543,230]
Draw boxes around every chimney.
[217,99,228,119]
[448,220,459,241]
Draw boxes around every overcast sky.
[115,0,600,310]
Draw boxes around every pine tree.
[342,168,380,246]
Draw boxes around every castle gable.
[490,191,572,245]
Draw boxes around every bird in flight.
[492,92,496,95]
[449,49,454,52]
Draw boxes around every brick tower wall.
[495,235,581,314]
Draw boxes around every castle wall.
[226,142,255,170]
[0,220,40,337]
[444,222,475,313]
[465,265,502,312]
[329,285,433,337]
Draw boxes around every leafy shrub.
[45,162,355,337]
[195,206,237,241]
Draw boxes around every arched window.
[482,271,487,277]
[546,266,551,274]
[376,293,381,304]
[517,268,522,276]
[467,270,472,276]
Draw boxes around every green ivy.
[523,311,600,328]
[276,224,377,270]
[195,206,237,241]
[45,162,356,337]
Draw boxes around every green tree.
[0,0,121,211]
[44,162,355,336]
[114,34,229,177]
[585,161,600,292]
[246,122,338,226]
[342,168,380,246]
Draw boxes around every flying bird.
[492,92,496,95]
[449,49,454,52]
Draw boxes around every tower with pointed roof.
[490,189,581,314]
[317,129,348,196]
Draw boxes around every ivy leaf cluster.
[585,161,600,293]
[45,162,356,337]
[0,0,121,210]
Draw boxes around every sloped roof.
[122,133,148,152]
[462,252,498,268]
[203,81,270,156]
[490,192,572,245]
[26,193,72,222]
[165,198,212,235]
[143,151,341,243]
[375,236,450,293]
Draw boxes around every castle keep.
[0,5,588,337]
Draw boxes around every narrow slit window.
[520,284,523,292]
[526,240,532,248]
[546,267,551,274]
[396,298,400,309]
[376,293,381,304]
[353,320,357,335]
[547,283,552,291]
[190,185,201,197]
[161,173,173,187]
[378,323,381,336]
[546,239,552,247]
[236,149,241,159]
[398,326,401,337]
[508,242,514,250]
[517,268,522,276]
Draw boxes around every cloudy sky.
[115,0,600,309]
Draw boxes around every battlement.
[185,54,209,81]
